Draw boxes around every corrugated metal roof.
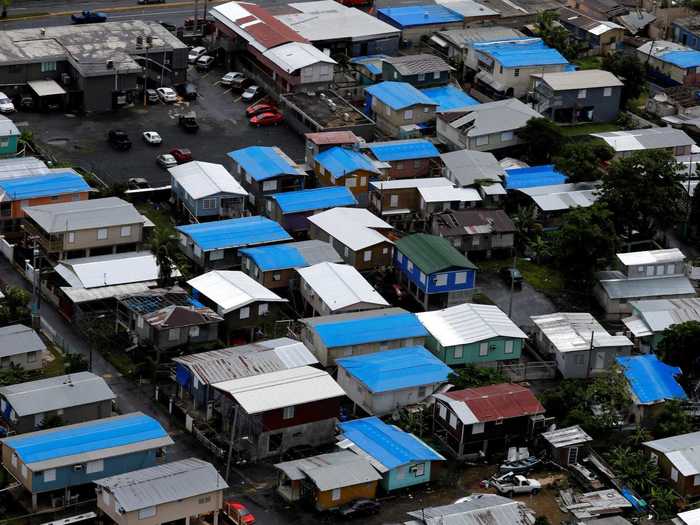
[272,186,357,214]
[365,139,440,162]
[177,215,292,252]
[227,146,305,182]
[385,54,451,75]
[678,508,700,525]
[438,27,524,48]
[262,42,335,73]
[339,416,444,469]
[617,354,687,405]
[434,0,499,18]
[213,365,345,414]
[443,98,543,138]
[0,372,115,417]
[418,186,481,203]
[313,311,427,348]
[95,458,227,512]
[336,346,451,393]
[0,157,48,179]
[0,170,89,202]
[396,233,476,275]
[645,431,700,476]
[541,425,592,448]
[621,315,652,338]
[535,69,623,90]
[418,303,526,347]
[169,161,247,200]
[591,127,694,152]
[531,312,632,353]
[305,131,361,146]
[61,281,157,304]
[408,494,534,525]
[188,270,286,314]
[421,85,479,112]
[308,207,392,251]
[378,5,464,27]
[315,146,381,179]
[440,150,505,186]
[519,181,600,211]
[275,450,382,490]
[474,37,568,67]
[370,177,453,191]
[617,248,685,266]
[444,383,544,423]
[297,262,389,312]
[240,239,342,272]
[597,273,696,300]
[366,81,438,111]
[630,298,700,333]
[55,252,169,289]
[0,324,46,359]
[23,197,144,233]
[504,164,567,189]
[0,115,20,136]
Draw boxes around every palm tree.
[650,487,680,519]
[149,227,178,288]
[1,0,11,19]
[512,205,540,251]
[0,363,28,386]
[528,236,551,264]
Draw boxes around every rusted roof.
[445,383,544,422]
[143,305,223,329]
[305,131,361,146]
[433,209,516,237]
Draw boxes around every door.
[595,351,606,370]
[567,446,578,465]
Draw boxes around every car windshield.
[238,508,250,516]
[0,97,10,103]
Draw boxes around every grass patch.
[103,350,140,378]
[137,202,175,234]
[0,11,49,21]
[517,259,565,295]
[560,122,621,137]
[574,56,603,70]
[43,344,66,378]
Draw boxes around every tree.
[535,11,582,60]
[655,399,694,439]
[587,365,631,429]
[650,486,680,519]
[64,352,89,374]
[38,414,65,430]
[656,321,700,380]
[539,379,588,422]
[0,285,30,326]
[553,141,615,183]
[448,365,508,389]
[528,236,552,264]
[0,363,29,386]
[511,205,541,251]
[148,227,179,287]
[516,118,565,164]
[607,446,659,494]
[1,0,10,19]
[600,150,685,239]
[601,53,646,107]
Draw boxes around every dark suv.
[108,129,132,150]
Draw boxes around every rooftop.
[518,181,600,211]
[188,270,286,314]
[143,304,223,330]
[617,248,685,266]
[421,85,480,112]
[644,431,700,477]
[530,312,632,353]
[434,0,499,18]
[623,298,700,336]
[336,346,451,392]
[241,239,341,272]
[417,186,482,204]
[637,40,700,69]
[315,146,381,179]
[0,157,49,179]
[616,354,687,405]
[440,98,543,137]
[370,177,454,191]
[534,69,623,91]
[377,5,464,28]
[365,139,440,162]
[408,494,534,525]
[177,215,292,252]
[0,324,46,359]
[384,53,451,76]
[396,233,476,275]
[55,252,171,289]
[262,41,336,73]
[366,81,438,111]
[541,425,593,448]
[504,164,567,189]
[432,208,516,237]
[275,450,382,490]
[473,37,568,68]
[23,197,145,233]
[436,383,544,424]
[305,130,361,146]
[283,89,375,129]
[227,146,305,182]
[438,26,524,49]
[307,207,392,251]
[0,170,90,202]
[169,161,247,200]
[596,271,696,300]
[591,127,695,152]
[272,186,357,214]
[440,149,505,186]
[0,115,20,137]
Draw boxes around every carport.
[27,80,67,111]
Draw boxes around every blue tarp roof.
[660,50,700,69]
[336,346,451,392]
[504,165,567,189]
[3,413,167,464]
[616,354,687,404]
[350,55,388,75]
[0,171,90,200]
[378,5,463,27]
[227,146,303,182]
[177,215,291,251]
[338,417,444,469]
[420,85,479,112]
[240,244,307,271]
[315,146,381,179]
[366,81,438,110]
[366,139,440,162]
[473,38,569,68]
[272,186,357,214]
[315,312,428,348]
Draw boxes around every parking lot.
[18,65,305,187]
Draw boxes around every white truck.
[489,473,541,496]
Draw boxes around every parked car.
[169,148,192,164]
[142,131,162,145]
[178,112,199,133]
[156,87,177,103]
[128,177,151,189]
[71,10,108,23]
[156,153,178,169]
[108,130,132,151]
[488,473,541,496]
[499,267,523,290]
[241,85,262,102]
[138,0,165,3]
[175,83,197,101]
[145,89,159,103]
[18,95,34,111]
[245,102,276,118]
[336,499,380,519]
[187,46,207,64]
[249,111,283,127]
[195,55,216,71]
[0,92,15,113]
[221,72,246,87]
[223,500,255,525]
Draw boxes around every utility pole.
[507,252,516,319]
[225,405,239,482]
[30,238,40,330]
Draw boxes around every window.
[656,265,665,276]
[43,469,56,482]
[455,272,467,285]
[414,159,422,168]
[417,73,425,81]
[396,162,403,170]
[412,462,426,477]
[66,231,75,244]
[86,459,104,474]
[262,180,277,192]
[202,198,217,210]
[332,488,341,501]
[259,303,268,315]
[404,110,413,120]
[448,413,457,429]
[667,264,676,274]
[189,326,200,338]
[423,107,430,113]
[479,342,488,356]
[435,274,447,286]
[476,135,489,146]
[198,496,212,504]
[694,475,700,486]
[650,452,658,465]
[344,246,349,257]
[11,454,17,467]
[34,412,44,427]
[138,507,157,520]
[41,61,57,72]
[501,131,514,142]
[240,307,250,319]
[120,225,131,237]
[418,386,427,397]
[433,71,440,79]
[283,406,295,419]
[210,249,224,261]
[394,72,398,79]
[390,195,399,207]
[26,351,37,363]
[603,87,612,97]
[438,404,447,419]
[245,172,252,184]
[454,346,463,359]
[168,328,180,341]
[505,341,514,354]
[514,68,520,77]
[407,261,413,272]
[397,253,403,264]
[385,105,391,116]
[345,177,357,188]
[472,422,485,434]
[671,467,679,482]
[419,272,426,284]
[272,273,281,281]
[577,89,587,99]
[97,228,108,240]
[499,65,503,74]
[21,464,27,479]
[360,177,367,186]
[363,250,372,262]
[575,354,585,365]
[102,490,111,506]
[472,236,480,246]
[382,247,389,255]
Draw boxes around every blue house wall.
[674,24,700,50]
[394,250,476,295]
[383,461,432,491]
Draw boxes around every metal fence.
[500,361,557,381]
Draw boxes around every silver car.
[156,153,178,169]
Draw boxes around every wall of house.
[436,117,466,150]
[369,186,422,215]
[151,322,219,351]
[488,62,568,97]
[382,63,450,88]
[395,250,476,295]
[179,235,241,270]
[384,158,435,180]
[80,73,139,113]
[315,480,378,511]
[0,134,18,156]
[641,51,698,86]
[443,231,515,255]
[648,450,700,497]
[466,129,525,152]
[427,335,523,365]
[309,224,393,271]
[241,258,298,290]
[370,98,436,138]
[61,222,143,253]
[9,400,113,435]
[383,461,431,491]
[621,260,685,278]
[255,418,337,460]
[315,165,375,197]
[539,85,622,123]
[1,349,45,372]
[556,344,631,378]
[9,192,89,220]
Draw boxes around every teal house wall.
[0,134,18,156]
[425,334,523,365]
[381,461,432,491]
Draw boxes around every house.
[0,372,115,435]
[363,139,441,180]
[541,425,593,465]
[622,298,700,352]
[432,383,545,459]
[308,207,394,272]
[416,185,482,217]
[337,417,445,491]
[518,182,601,229]
[187,270,287,342]
[297,262,389,316]
[0,116,20,156]
[594,249,697,319]
[418,303,527,366]
[394,233,477,309]
[171,338,318,413]
[304,131,362,166]
[0,412,173,510]
[94,458,227,525]
[0,156,50,179]
[0,325,49,372]
[275,451,381,510]
[504,164,567,190]
[382,54,452,88]
[240,240,342,290]
[471,38,569,98]
[421,84,480,112]
[530,70,624,124]
[591,127,695,157]
[314,146,382,199]
[0,169,91,236]
[365,82,438,138]
[405,494,536,525]
[266,187,358,233]
[438,26,525,73]
[214,366,345,460]
[22,197,147,261]
[300,307,428,366]
[368,177,455,224]
[558,7,625,55]
[617,354,687,424]
[336,346,452,416]
[637,41,700,87]
[530,312,633,378]
[678,508,700,525]
[226,146,306,211]
[431,208,516,258]
[673,15,700,51]
[169,161,247,222]
[437,99,543,153]
[643,431,700,498]
[440,150,506,200]
[176,215,292,270]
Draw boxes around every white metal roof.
[617,248,685,266]
[169,161,247,200]
[61,281,157,304]
[530,312,632,353]
[307,207,393,251]
[541,425,593,448]
[678,508,700,525]
[297,262,389,312]
[23,197,145,233]
[621,315,653,338]
[187,271,286,315]
[213,365,345,414]
[418,186,482,204]
[519,182,600,211]
[534,69,623,91]
[629,298,700,334]
[55,252,174,289]
[433,393,479,424]
[262,42,335,73]
[28,79,67,97]
[418,303,526,347]
[370,177,454,191]
[591,127,695,152]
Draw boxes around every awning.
[27,80,67,97]
[475,70,506,93]
[430,35,448,48]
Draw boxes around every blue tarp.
[3,413,168,464]
[336,346,451,393]
[420,85,479,112]
[616,354,687,404]
[227,146,303,182]
[660,50,700,69]
[177,216,291,252]
[366,81,438,111]
[175,364,193,388]
[366,139,440,162]
[315,146,381,179]
[240,244,307,271]
[504,165,567,189]
[0,171,90,200]
[377,5,463,28]
[473,38,569,68]
[339,417,444,469]
[350,55,388,76]
[272,186,357,214]
[315,312,427,348]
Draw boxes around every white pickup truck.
[489,473,541,496]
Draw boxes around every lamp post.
[137,35,154,107]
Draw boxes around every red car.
[245,102,276,118]
[169,148,192,164]
[224,501,255,525]
[249,111,283,127]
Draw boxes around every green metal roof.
[396,233,476,275]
